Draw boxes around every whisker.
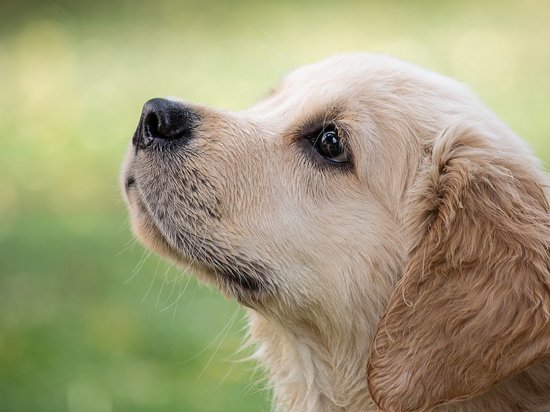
[124,249,151,284]
[178,307,240,365]
[161,272,192,313]
[209,362,236,392]
[141,257,162,303]
[155,265,173,308]
[114,236,138,257]
[197,308,240,381]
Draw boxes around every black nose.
[132,98,198,149]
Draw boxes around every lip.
[125,176,136,190]
[123,170,272,308]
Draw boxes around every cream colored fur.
[122,53,550,411]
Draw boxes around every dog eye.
[312,128,348,163]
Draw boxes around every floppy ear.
[367,123,550,411]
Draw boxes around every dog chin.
[127,192,266,306]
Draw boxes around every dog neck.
[247,304,383,411]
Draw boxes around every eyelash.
[304,123,349,164]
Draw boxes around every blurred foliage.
[0,0,549,411]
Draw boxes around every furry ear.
[367,123,550,411]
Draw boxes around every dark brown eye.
[312,128,348,163]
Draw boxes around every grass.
[1,0,549,410]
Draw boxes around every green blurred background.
[1,1,549,411]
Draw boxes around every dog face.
[122,54,420,310]
[122,54,550,410]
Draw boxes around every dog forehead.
[246,54,378,120]
[280,53,381,105]
[287,53,373,87]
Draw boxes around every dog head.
[122,53,550,410]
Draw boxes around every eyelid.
[300,121,338,140]
[307,123,351,153]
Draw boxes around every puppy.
[121,53,550,411]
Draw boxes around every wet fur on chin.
[122,53,550,412]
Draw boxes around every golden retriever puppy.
[121,53,550,411]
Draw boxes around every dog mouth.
[124,172,274,305]
[125,176,136,190]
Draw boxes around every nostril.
[144,111,162,139]
[134,98,198,149]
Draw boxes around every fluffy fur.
[121,53,550,411]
